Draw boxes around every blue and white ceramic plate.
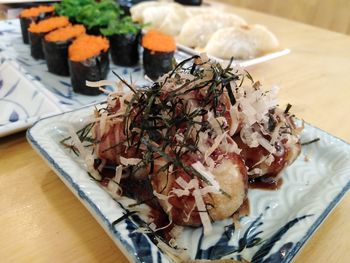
[27,106,350,263]
[0,60,63,137]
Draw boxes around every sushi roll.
[108,32,140,66]
[100,16,142,67]
[28,16,70,60]
[43,24,86,76]
[141,30,176,80]
[19,5,55,44]
[68,35,110,95]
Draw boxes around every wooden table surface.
[1,1,349,262]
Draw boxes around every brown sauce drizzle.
[232,199,250,226]
[237,199,250,217]
[96,161,174,240]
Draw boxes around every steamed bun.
[130,1,188,36]
[177,13,247,48]
[204,24,280,59]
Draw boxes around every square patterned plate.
[0,61,63,137]
[27,105,350,263]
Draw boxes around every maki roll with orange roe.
[43,24,86,76]
[28,16,70,60]
[68,35,110,95]
[142,30,176,80]
[19,5,55,44]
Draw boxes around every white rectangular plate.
[0,60,63,137]
[27,105,350,263]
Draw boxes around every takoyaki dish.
[61,54,302,259]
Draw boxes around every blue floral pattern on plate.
[0,61,63,136]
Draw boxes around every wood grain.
[0,1,349,262]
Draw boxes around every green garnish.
[76,0,123,29]
[54,0,145,35]
[54,0,95,20]
[100,16,143,36]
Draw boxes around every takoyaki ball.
[206,156,248,221]
[93,120,148,178]
[234,135,301,178]
[151,153,248,226]
[93,121,127,164]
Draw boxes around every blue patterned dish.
[27,106,350,263]
[0,61,62,137]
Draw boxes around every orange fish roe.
[45,24,86,42]
[69,35,110,62]
[28,16,70,34]
[142,30,176,53]
[20,5,54,18]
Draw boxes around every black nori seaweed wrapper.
[29,31,45,60]
[109,32,140,66]
[43,38,72,76]
[69,51,110,95]
[143,48,174,80]
[86,26,102,36]
[20,17,33,44]
[68,17,78,25]
[19,11,54,44]
[117,0,149,16]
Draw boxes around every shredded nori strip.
[284,103,292,114]
[301,137,320,145]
